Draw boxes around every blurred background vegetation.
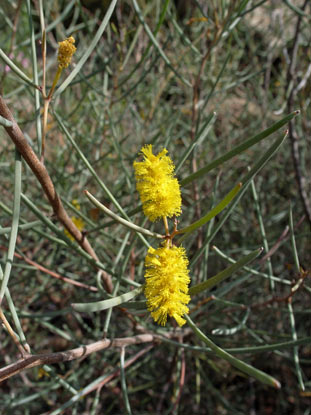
[0,0,310,414]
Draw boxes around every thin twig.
[224,268,310,314]
[0,308,29,358]
[259,215,305,264]
[171,346,186,413]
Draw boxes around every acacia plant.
[0,1,310,413]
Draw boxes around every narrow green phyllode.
[133,145,181,221]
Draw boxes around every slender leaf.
[189,247,263,296]
[72,286,143,313]
[85,191,162,239]
[190,131,288,268]
[181,111,299,187]
[0,151,22,302]
[55,0,118,97]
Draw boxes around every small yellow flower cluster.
[57,36,76,69]
[134,146,190,327]
[133,145,181,222]
[144,246,190,327]
[64,200,84,241]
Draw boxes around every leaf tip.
[273,379,281,389]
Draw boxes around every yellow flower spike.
[144,245,190,327]
[133,145,182,222]
[57,36,76,69]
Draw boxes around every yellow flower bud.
[64,200,84,241]
[57,36,76,69]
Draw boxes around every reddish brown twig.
[0,308,29,358]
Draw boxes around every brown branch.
[0,95,113,293]
[0,330,190,383]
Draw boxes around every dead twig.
[0,308,29,358]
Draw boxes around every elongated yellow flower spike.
[133,145,182,222]
[144,245,190,327]
[57,36,76,69]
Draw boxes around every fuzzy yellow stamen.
[133,145,182,222]
[144,245,190,327]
